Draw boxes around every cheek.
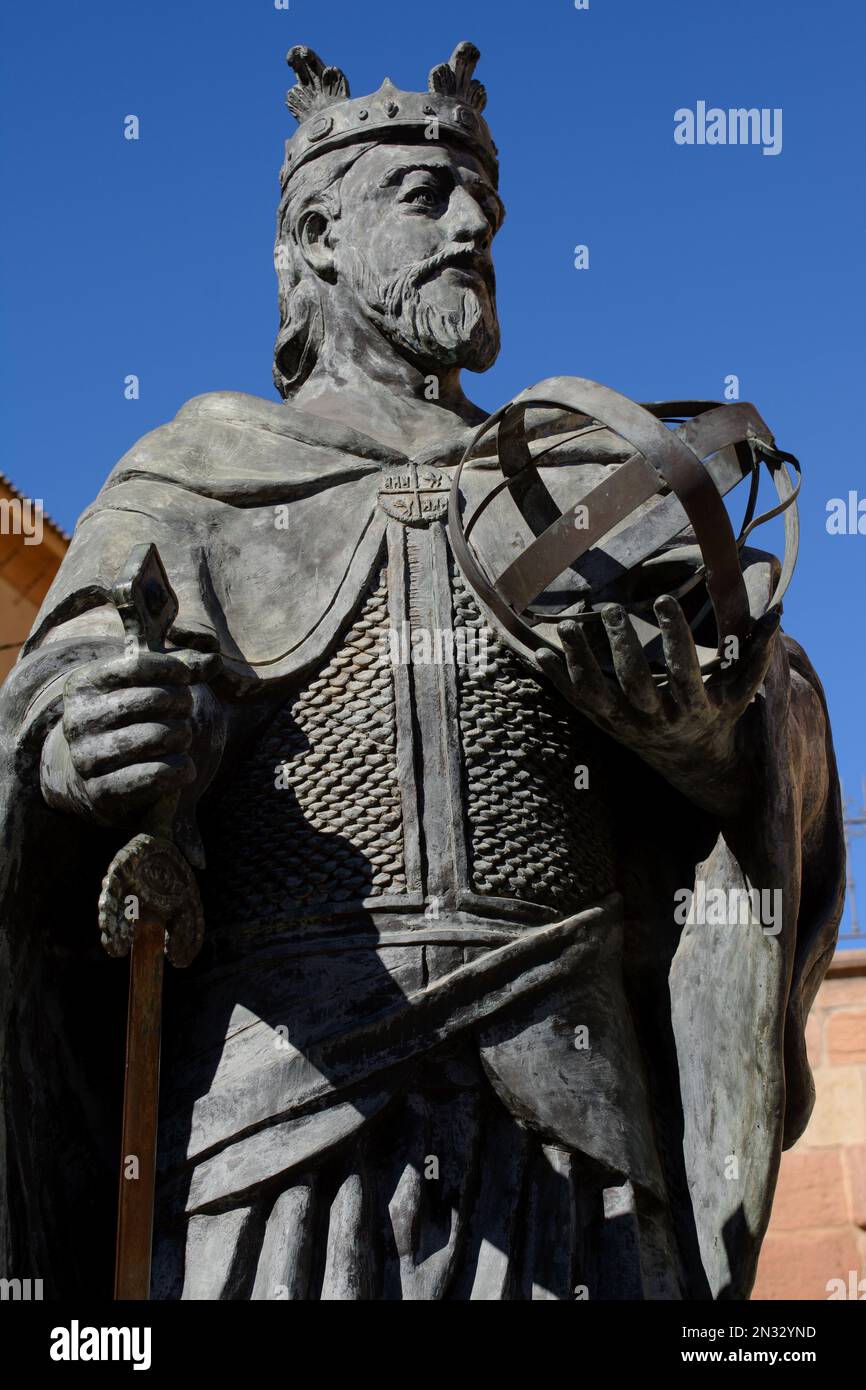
[351,207,448,277]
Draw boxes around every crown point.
[428,39,486,113]
[451,40,481,67]
[285,45,350,123]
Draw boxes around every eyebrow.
[377,161,505,225]
[377,161,455,189]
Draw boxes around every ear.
[296,205,338,281]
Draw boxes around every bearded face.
[332,144,503,373]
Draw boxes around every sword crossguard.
[98,832,205,966]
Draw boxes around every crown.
[280,41,499,188]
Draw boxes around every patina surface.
[0,42,844,1300]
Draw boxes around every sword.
[97,543,205,1300]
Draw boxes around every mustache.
[385,244,495,312]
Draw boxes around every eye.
[402,185,440,208]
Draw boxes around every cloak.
[0,390,844,1298]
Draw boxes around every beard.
[343,245,500,372]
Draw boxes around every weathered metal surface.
[0,38,842,1306]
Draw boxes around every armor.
[201,517,615,947]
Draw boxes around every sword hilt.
[109,543,181,842]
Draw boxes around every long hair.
[272,142,379,398]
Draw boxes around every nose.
[446,185,491,247]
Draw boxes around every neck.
[290,292,488,453]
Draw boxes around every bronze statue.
[0,42,845,1300]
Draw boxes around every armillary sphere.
[448,376,801,686]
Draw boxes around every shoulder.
[174,391,293,431]
[101,392,284,488]
[102,391,344,495]
[95,389,388,509]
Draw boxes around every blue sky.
[1,0,864,939]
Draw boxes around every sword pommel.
[110,542,179,658]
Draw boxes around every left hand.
[534,596,781,815]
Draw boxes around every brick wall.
[0,476,68,681]
[752,949,866,1300]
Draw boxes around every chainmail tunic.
[451,564,615,911]
[202,569,406,931]
[201,520,616,936]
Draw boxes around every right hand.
[60,648,220,824]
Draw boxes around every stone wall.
[752,949,866,1300]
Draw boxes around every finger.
[558,620,620,720]
[655,595,709,716]
[86,757,197,815]
[600,605,661,716]
[534,647,573,699]
[65,651,203,697]
[72,721,192,778]
[715,611,781,720]
[63,685,192,740]
[172,650,222,683]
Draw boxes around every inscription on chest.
[378,463,450,525]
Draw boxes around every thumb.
[720,610,780,718]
